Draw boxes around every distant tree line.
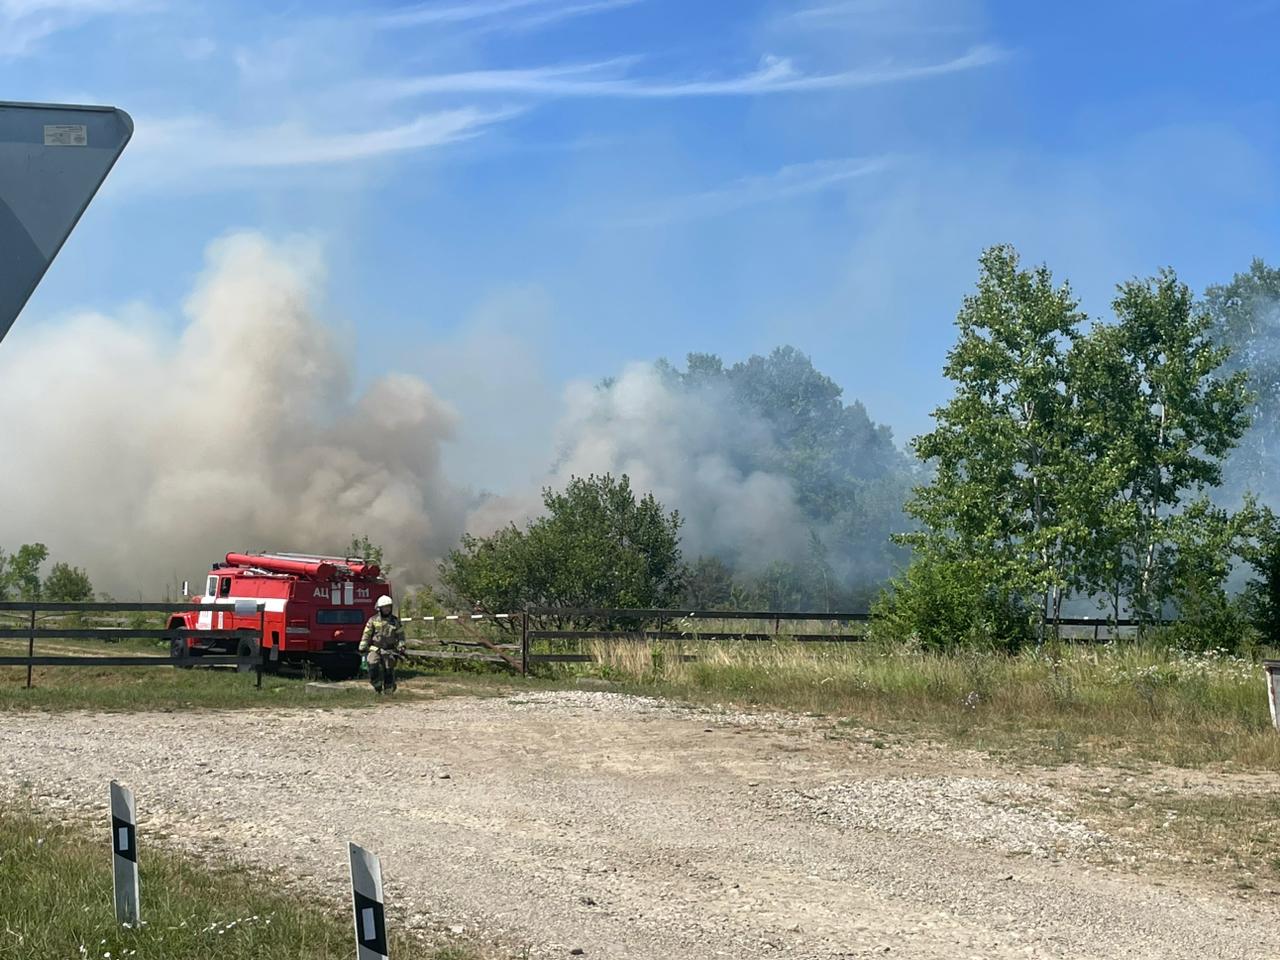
[441,347,916,614]
[877,247,1279,650]
[0,543,95,603]
[17,251,1279,652]
[438,248,1280,652]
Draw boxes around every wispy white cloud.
[127,107,517,174]
[500,0,639,31]
[374,44,1005,99]
[624,156,893,225]
[0,0,150,57]
[783,0,974,30]
[378,0,638,30]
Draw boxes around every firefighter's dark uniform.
[360,611,406,693]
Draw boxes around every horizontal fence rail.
[525,607,874,620]
[0,628,256,640]
[517,608,1160,668]
[0,655,249,668]
[0,600,260,613]
[0,601,267,689]
[527,630,867,642]
[2,600,1175,686]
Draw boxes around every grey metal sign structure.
[349,842,390,959]
[109,780,141,925]
[0,101,132,346]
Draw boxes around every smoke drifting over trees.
[470,351,915,605]
[3,230,1276,622]
[1,231,916,601]
[1204,259,1280,508]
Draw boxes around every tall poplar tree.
[901,246,1084,637]
[1077,272,1251,623]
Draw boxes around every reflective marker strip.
[110,781,140,925]
[349,842,389,959]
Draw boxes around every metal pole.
[25,604,35,689]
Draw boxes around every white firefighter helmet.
[375,594,393,609]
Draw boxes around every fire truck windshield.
[315,609,367,625]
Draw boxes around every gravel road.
[2,690,1276,959]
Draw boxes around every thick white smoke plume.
[470,362,812,567]
[0,232,464,595]
[2,232,901,599]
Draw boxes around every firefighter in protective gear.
[360,594,406,694]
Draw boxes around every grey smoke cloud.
[2,231,887,598]
[469,362,811,567]
[0,231,465,595]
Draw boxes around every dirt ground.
[2,689,1278,959]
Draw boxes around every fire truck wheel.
[236,637,262,673]
[170,637,194,669]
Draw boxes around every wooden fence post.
[25,604,35,689]
[521,612,529,676]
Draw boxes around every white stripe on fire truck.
[199,597,287,614]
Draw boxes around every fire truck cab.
[170,552,391,679]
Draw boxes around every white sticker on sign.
[117,826,129,851]
[361,907,376,940]
[44,124,88,146]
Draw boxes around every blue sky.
[5,0,1279,481]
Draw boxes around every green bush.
[870,552,1036,652]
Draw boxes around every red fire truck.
[168,552,391,679]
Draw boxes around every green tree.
[681,555,734,609]
[1,543,49,602]
[42,562,95,602]
[656,346,915,599]
[871,548,1035,652]
[440,474,684,612]
[750,560,806,612]
[888,250,1252,646]
[899,245,1085,641]
[1236,503,1280,648]
[1079,273,1251,624]
[347,535,389,576]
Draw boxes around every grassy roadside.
[575,639,1280,769]
[0,804,479,960]
[0,645,537,711]
[0,664,377,711]
[4,628,1278,771]
[1075,786,1280,893]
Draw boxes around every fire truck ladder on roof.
[260,552,367,566]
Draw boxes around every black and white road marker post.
[109,780,140,925]
[349,842,389,959]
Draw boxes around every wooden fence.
[1,602,1161,684]
[413,608,1155,670]
[0,601,265,688]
